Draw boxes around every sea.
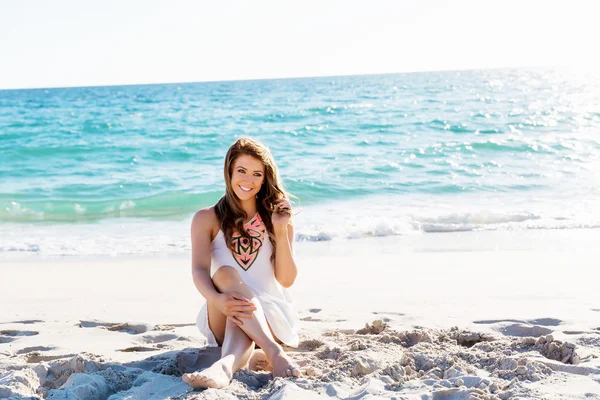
[1,68,599,259]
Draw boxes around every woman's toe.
[283,367,301,377]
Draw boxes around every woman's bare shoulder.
[191,206,219,233]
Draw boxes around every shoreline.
[3,226,600,263]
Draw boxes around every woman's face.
[230,154,265,202]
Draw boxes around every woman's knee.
[212,265,243,292]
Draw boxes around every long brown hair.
[215,137,289,264]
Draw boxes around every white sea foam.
[1,193,599,260]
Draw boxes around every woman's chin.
[233,191,255,201]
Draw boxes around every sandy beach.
[2,229,600,399]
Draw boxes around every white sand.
[1,230,600,399]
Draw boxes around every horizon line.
[0,64,560,92]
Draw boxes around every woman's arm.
[273,213,298,288]
[191,209,221,302]
[191,208,256,325]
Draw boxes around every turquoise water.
[1,68,600,257]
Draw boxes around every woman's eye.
[254,174,262,177]
[238,169,245,173]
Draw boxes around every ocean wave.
[469,140,555,154]
[0,190,223,223]
[294,211,599,241]
[290,200,600,242]
[416,211,540,226]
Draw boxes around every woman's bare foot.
[182,357,234,389]
[248,349,272,372]
[270,348,301,378]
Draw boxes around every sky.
[0,0,598,90]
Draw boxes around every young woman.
[182,137,301,389]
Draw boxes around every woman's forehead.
[233,154,264,170]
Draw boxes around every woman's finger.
[234,301,255,310]
[274,199,291,210]
[235,311,254,319]
[230,293,251,302]
[232,304,256,312]
[277,200,291,211]
[228,316,243,326]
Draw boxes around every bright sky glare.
[0,0,598,89]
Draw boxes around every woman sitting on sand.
[182,137,301,389]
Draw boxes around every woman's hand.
[271,198,292,233]
[213,292,256,326]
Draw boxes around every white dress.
[196,213,299,348]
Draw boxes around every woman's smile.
[231,154,265,200]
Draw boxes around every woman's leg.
[183,266,299,389]
[208,266,300,378]
[183,317,255,389]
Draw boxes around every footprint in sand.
[139,333,192,346]
[78,320,149,334]
[301,316,323,322]
[474,317,563,326]
[473,319,559,337]
[473,318,564,337]
[474,319,525,325]
[16,346,57,354]
[118,335,190,352]
[300,316,346,323]
[0,330,39,336]
[0,320,43,325]
[13,346,72,363]
[153,323,195,331]
[527,318,562,327]
[502,325,552,337]
[373,311,405,316]
[140,333,180,344]
[0,330,39,344]
[118,346,161,353]
[119,337,191,352]
[26,352,76,363]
